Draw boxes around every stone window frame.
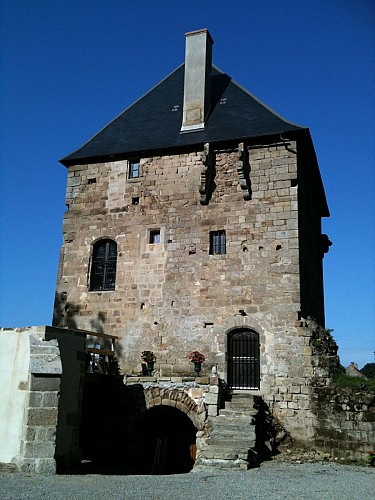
[149,229,161,244]
[89,238,118,292]
[127,159,141,180]
[145,227,165,253]
[209,230,226,255]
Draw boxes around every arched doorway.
[227,328,260,390]
[139,406,197,474]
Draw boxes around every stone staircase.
[195,394,259,470]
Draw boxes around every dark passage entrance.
[140,406,197,474]
[227,328,260,390]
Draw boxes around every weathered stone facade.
[53,135,328,446]
[52,29,338,463]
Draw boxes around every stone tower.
[54,29,330,444]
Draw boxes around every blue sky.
[1,0,374,368]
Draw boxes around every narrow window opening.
[128,159,140,179]
[276,244,282,251]
[132,197,140,205]
[209,230,226,255]
[88,178,97,184]
[90,239,117,291]
[149,230,161,244]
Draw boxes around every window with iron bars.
[90,239,117,291]
[209,230,226,255]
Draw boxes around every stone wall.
[0,328,32,464]
[54,141,302,374]
[0,326,88,473]
[0,327,62,473]
[45,326,87,470]
[52,137,330,447]
[312,386,375,460]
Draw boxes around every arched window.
[90,239,117,291]
[227,328,260,390]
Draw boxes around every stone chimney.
[181,29,213,132]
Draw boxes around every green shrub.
[332,369,375,392]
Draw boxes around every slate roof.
[61,65,305,166]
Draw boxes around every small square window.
[149,230,161,244]
[209,230,226,255]
[128,160,140,179]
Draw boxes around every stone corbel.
[200,142,213,205]
[237,142,252,200]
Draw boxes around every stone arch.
[143,387,207,431]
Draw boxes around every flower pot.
[194,361,202,376]
[147,361,155,376]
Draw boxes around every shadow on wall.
[52,292,124,363]
[53,293,106,334]
[53,292,81,330]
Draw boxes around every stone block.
[36,427,56,442]
[23,442,55,459]
[207,405,218,417]
[28,392,43,407]
[187,387,204,399]
[42,391,59,408]
[27,408,58,427]
[161,399,176,408]
[204,392,218,405]
[30,375,60,392]
[196,377,209,384]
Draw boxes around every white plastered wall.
[0,329,30,463]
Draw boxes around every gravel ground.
[0,462,373,500]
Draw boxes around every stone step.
[210,426,255,439]
[225,401,256,410]
[198,447,249,460]
[194,458,248,470]
[209,431,255,442]
[226,394,255,402]
[212,413,254,422]
[196,394,259,471]
[218,409,256,417]
[209,422,255,433]
[206,437,256,448]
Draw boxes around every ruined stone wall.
[54,139,324,443]
[312,386,375,460]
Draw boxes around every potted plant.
[141,350,156,375]
[189,351,205,376]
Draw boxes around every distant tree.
[361,363,375,379]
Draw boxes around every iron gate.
[227,329,260,390]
